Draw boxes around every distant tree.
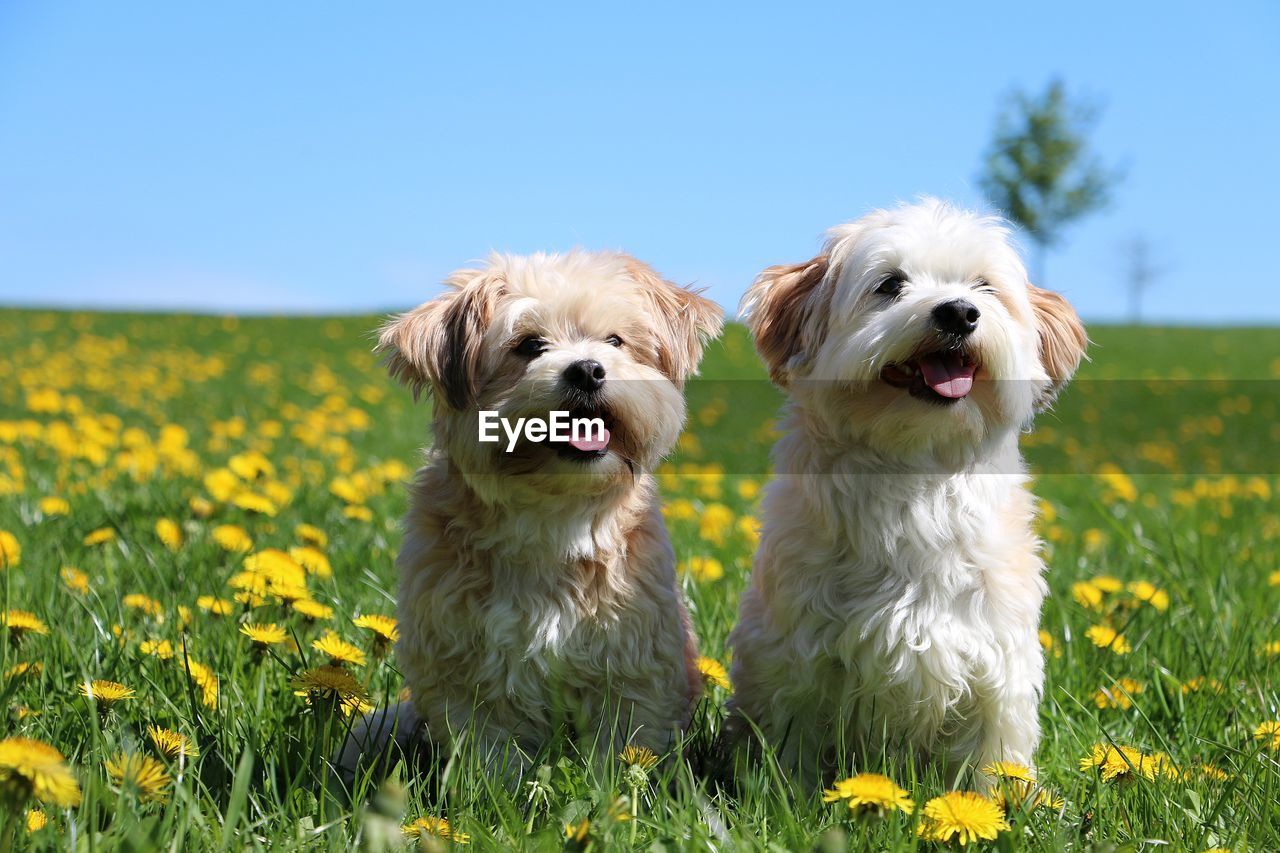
[1121,234,1164,324]
[978,79,1121,281]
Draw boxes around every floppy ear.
[740,255,830,387]
[376,268,503,410]
[1027,283,1087,410]
[623,257,724,383]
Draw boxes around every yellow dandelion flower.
[1270,570,1280,587]
[1084,624,1131,655]
[295,523,328,548]
[1199,763,1228,781]
[0,530,19,569]
[6,661,42,679]
[1071,581,1104,610]
[61,567,89,593]
[0,737,81,807]
[154,518,182,551]
[1254,721,1280,751]
[696,656,731,691]
[105,752,171,802]
[1092,575,1124,593]
[138,639,175,659]
[1127,580,1169,611]
[312,631,366,667]
[662,498,697,521]
[565,819,590,842]
[79,679,135,706]
[82,527,116,546]
[1080,744,1165,782]
[196,595,234,616]
[1180,676,1225,694]
[983,762,1063,811]
[681,556,724,583]
[1093,678,1144,710]
[188,496,215,518]
[123,593,164,618]
[917,791,1010,845]
[352,614,399,644]
[4,610,50,639]
[39,496,70,517]
[292,599,334,621]
[211,524,253,552]
[288,546,332,577]
[403,816,469,843]
[343,505,373,522]
[291,665,369,704]
[26,808,47,832]
[241,623,288,647]
[147,726,198,759]
[698,503,735,544]
[230,491,277,516]
[822,773,914,815]
[618,745,659,771]
[180,660,219,709]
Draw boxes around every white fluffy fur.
[340,251,722,780]
[727,199,1086,780]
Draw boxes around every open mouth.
[551,408,615,462]
[880,348,978,405]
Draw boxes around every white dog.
[726,199,1086,780]
[340,251,722,780]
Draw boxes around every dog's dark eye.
[604,334,623,347]
[876,274,906,297]
[974,278,997,294]
[513,336,547,358]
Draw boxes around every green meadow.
[1,309,1277,850]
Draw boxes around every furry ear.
[1028,283,1087,410]
[740,255,830,387]
[376,268,504,410]
[623,257,724,383]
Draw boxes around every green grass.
[1,309,1278,850]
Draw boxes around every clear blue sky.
[2,2,1277,323]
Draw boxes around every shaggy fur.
[726,199,1086,780]
[340,251,722,778]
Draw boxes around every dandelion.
[154,518,183,551]
[353,613,399,646]
[147,726,198,759]
[3,610,50,642]
[1084,624,1131,655]
[1265,640,1280,657]
[292,599,334,621]
[822,773,914,815]
[1253,721,1280,751]
[983,762,1063,811]
[565,819,590,843]
[181,660,219,709]
[1181,676,1225,694]
[230,492,277,516]
[196,595,234,616]
[5,662,42,679]
[311,631,367,667]
[105,753,171,803]
[80,679,135,709]
[681,556,724,583]
[138,639,175,659]
[123,593,164,618]
[241,623,288,648]
[618,745,659,771]
[343,505,373,522]
[402,816,469,844]
[295,523,328,548]
[0,737,81,807]
[1092,575,1124,593]
[82,527,116,546]
[917,791,1010,845]
[1080,744,1168,782]
[211,525,253,553]
[291,665,369,705]
[26,808,47,832]
[61,567,89,593]
[1270,570,1280,587]
[1071,581,1104,610]
[0,531,19,569]
[1127,580,1169,611]
[696,656,731,691]
[289,546,332,577]
[1093,678,1144,710]
[38,496,70,517]
[698,503,735,544]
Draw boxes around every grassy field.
[1,309,1278,850]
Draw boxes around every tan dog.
[342,251,722,778]
[727,200,1086,780]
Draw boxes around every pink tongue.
[568,426,611,452]
[918,353,976,399]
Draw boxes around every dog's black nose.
[563,359,606,393]
[932,299,981,336]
